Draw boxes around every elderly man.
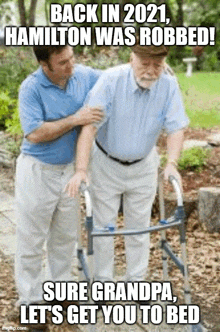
[15,39,103,326]
[66,44,189,285]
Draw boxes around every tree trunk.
[44,0,51,25]
[29,0,38,26]
[175,0,184,60]
[18,0,27,26]
[176,0,184,26]
[155,0,175,25]
[17,0,38,26]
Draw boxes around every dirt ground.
[0,127,220,332]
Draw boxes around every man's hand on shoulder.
[74,105,104,126]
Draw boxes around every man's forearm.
[164,129,184,186]
[167,129,185,164]
[75,124,97,173]
[26,114,80,144]
[26,106,103,144]
[64,124,97,197]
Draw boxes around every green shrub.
[0,90,16,123]
[0,47,36,135]
[0,90,22,135]
[201,51,220,72]
[178,147,211,171]
[5,107,22,135]
[0,47,38,100]
[117,47,131,63]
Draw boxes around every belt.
[95,140,143,166]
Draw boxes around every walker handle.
[79,181,87,193]
[79,182,92,217]
[168,175,183,207]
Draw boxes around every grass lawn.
[177,72,220,128]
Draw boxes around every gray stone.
[198,187,220,232]
[207,133,220,146]
[183,140,209,150]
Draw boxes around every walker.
[77,174,205,332]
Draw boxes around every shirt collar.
[37,67,54,87]
[37,67,74,88]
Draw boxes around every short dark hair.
[33,31,69,62]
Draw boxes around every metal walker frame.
[77,175,205,332]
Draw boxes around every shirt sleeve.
[163,78,190,134]
[84,71,112,129]
[87,67,103,90]
[19,80,44,137]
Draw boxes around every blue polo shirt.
[19,64,101,164]
[86,64,189,161]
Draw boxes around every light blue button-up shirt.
[86,64,189,162]
[19,64,101,164]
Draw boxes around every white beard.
[136,77,156,89]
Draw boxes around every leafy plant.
[0,90,22,135]
[178,147,211,171]
[0,47,38,100]
[0,90,16,122]
[0,47,36,135]
[118,47,131,64]
[5,107,22,136]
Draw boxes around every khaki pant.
[15,154,79,305]
[90,146,159,282]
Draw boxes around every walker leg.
[158,172,169,280]
[77,196,86,282]
[179,224,206,332]
[158,176,205,332]
[161,231,169,280]
[179,222,192,305]
[190,325,206,332]
[86,216,97,332]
